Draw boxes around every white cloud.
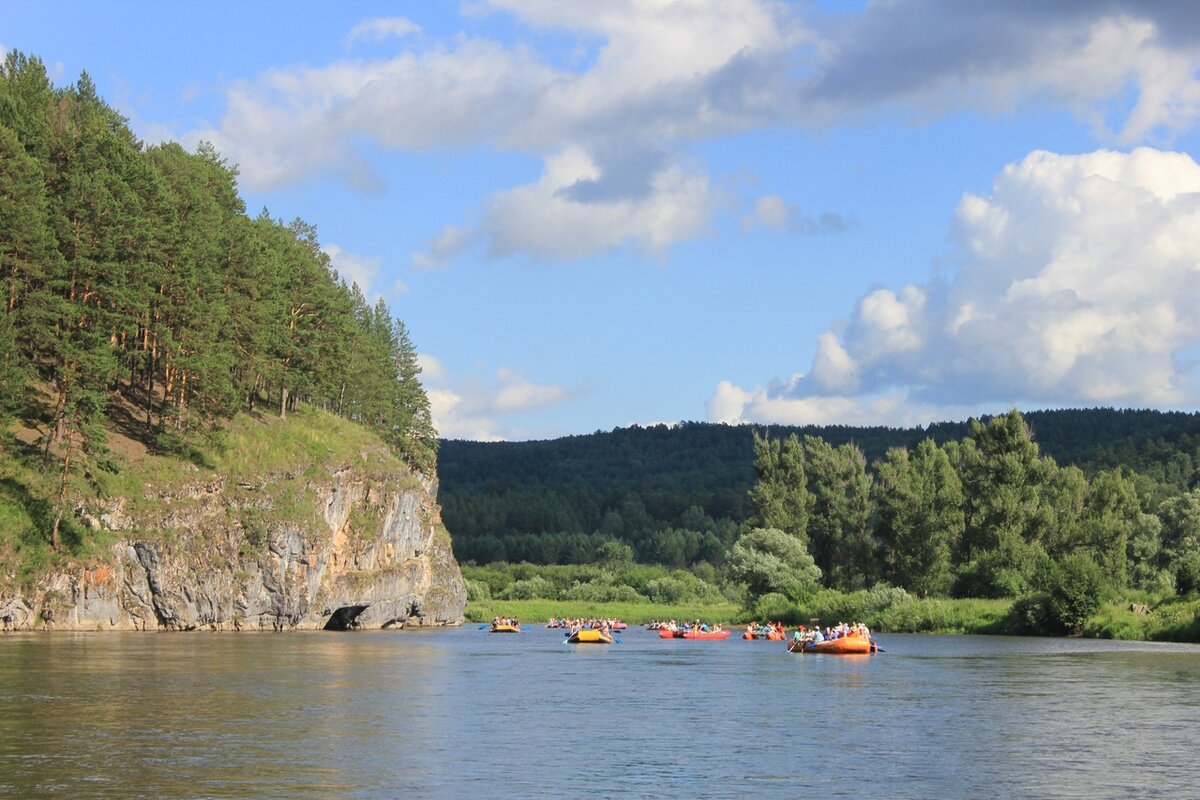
[707,380,945,428]
[745,194,852,235]
[493,368,570,412]
[411,224,476,270]
[184,0,801,259]
[420,360,573,440]
[801,5,1200,143]
[323,243,379,295]
[480,146,714,260]
[416,353,445,382]
[184,2,1200,263]
[346,17,421,47]
[753,195,790,229]
[710,147,1200,426]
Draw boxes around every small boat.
[742,629,784,640]
[566,628,614,644]
[490,623,521,633]
[679,629,730,640]
[659,626,730,640]
[788,632,879,654]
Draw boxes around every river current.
[1,627,1198,799]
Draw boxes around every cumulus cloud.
[493,368,571,412]
[411,224,476,270]
[745,194,852,235]
[186,1,1200,262]
[323,243,379,295]
[345,17,421,47]
[415,353,445,382]
[480,146,714,260]
[801,2,1200,143]
[185,0,802,260]
[710,147,1200,426]
[420,361,573,440]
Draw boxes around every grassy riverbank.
[464,599,740,625]
[467,591,1200,642]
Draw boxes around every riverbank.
[467,592,1200,642]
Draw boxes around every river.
[1,627,1198,799]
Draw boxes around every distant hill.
[437,408,1200,564]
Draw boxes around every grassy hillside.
[1,407,410,589]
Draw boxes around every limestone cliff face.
[0,465,466,632]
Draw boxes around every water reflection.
[1,631,1198,798]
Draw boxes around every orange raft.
[788,631,879,654]
[742,630,783,640]
[658,628,731,640]
[679,629,731,640]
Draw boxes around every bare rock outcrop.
[1,466,466,632]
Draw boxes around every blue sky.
[5,1,1200,440]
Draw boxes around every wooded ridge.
[439,409,1200,608]
[1,52,436,560]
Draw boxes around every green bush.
[496,575,556,600]
[1175,552,1200,596]
[1048,553,1104,635]
[464,578,491,603]
[954,552,1028,598]
[559,580,646,603]
[751,592,800,624]
[1009,593,1053,634]
[644,576,691,604]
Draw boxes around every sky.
[5,1,1200,441]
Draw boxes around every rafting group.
[654,620,731,640]
[547,617,628,631]
[489,616,522,632]
[564,620,620,644]
[787,621,880,654]
[743,621,787,640]
[488,614,882,653]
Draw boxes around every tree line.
[439,409,1200,578]
[0,52,436,547]
[728,410,1200,632]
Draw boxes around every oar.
[478,624,490,630]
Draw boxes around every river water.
[1,627,1198,799]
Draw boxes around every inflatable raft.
[658,628,730,640]
[566,628,614,644]
[788,632,879,654]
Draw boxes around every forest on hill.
[0,53,435,559]
[439,409,1200,600]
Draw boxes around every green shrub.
[560,580,646,603]
[464,578,491,602]
[1009,593,1053,634]
[1175,552,1200,596]
[496,575,556,600]
[1048,553,1104,635]
[751,592,800,624]
[954,552,1028,598]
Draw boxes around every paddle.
[478,624,490,630]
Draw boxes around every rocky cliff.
[0,460,466,632]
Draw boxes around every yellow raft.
[566,628,614,644]
[490,623,521,633]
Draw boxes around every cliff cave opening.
[324,604,370,631]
